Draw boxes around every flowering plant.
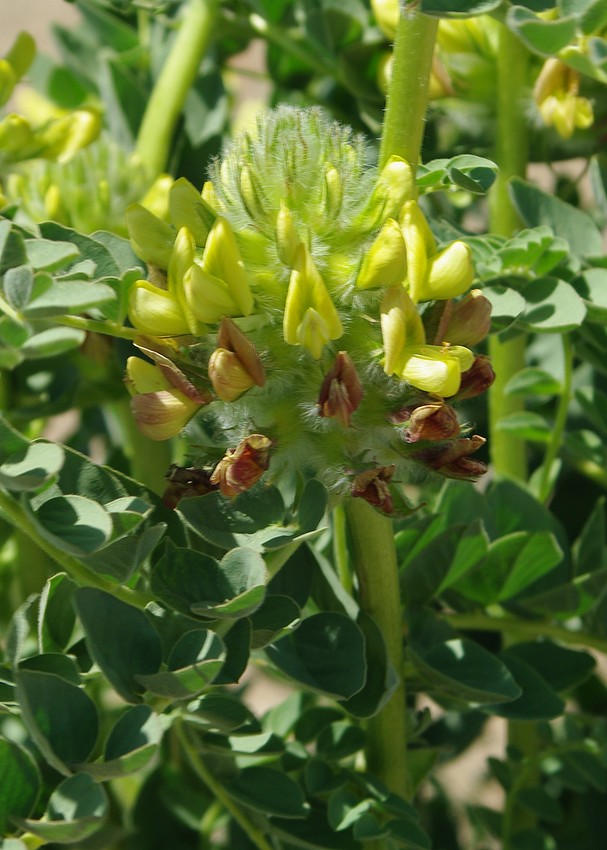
[0,2,607,849]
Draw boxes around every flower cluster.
[124,107,493,512]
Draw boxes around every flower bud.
[423,241,474,301]
[533,58,593,140]
[317,351,364,427]
[36,109,101,163]
[199,215,254,317]
[442,289,491,346]
[402,402,461,443]
[0,114,34,155]
[4,31,36,81]
[371,0,399,40]
[126,203,175,269]
[0,60,16,107]
[128,280,191,337]
[400,200,434,302]
[365,156,415,226]
[168,178,214,245]
[380,286,425,376]
[453,354,495,400]
[275,200,300,266]
[351,465,395,514]
[283,245,343,358]
[413,435,487,480]
[210,434,272,497]
[356,218,407,290]
[240,165,266,221]
[323,164,343,219]
[125,356,208,440]
[209,318,265,401]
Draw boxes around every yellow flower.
[283,245,343,358]
[534,58,594,139]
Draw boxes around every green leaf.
[224,766,309,818]
[495,412,551,443]
[517,788,562,824]
[519,277,586,333]
[82,705,163,779]
[191,692,261,734]
[30,495,113,555]
[3,265,34,309]
[510,178,603,257]
[506,641,595,692]
[340,611,396,719]
[74,588,163,703]
[23,279,116,318]
[504,367,562,397]
[250,594,301,648]
[408,610,521,704]
[419,0,502,15]
[316,721,366,761]
[136,630,225,699]
[190,548,267,619]
[386,818,432,850]
[266,613,367,699]
[482,284,526,329]
[575,268,607,322]
[179,485,285,550]
[295,707,346,744]
[20,653,81,686]
[572,495,607,575]
[0,441,64,491]
[487,653,565,720]
[298,478,328,533]
[24,239,80,272]
[152,543,267,620]
[21,326,86,358]
[16,669,99,773]
[0,738,40,834]
[497,532,563,601]
[15,773,107,843]
[507,6,578,54]
[39,223,120,279]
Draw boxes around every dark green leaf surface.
[75,588,162,703]
[15,773,107,843]
[0,738,40,834]
[225,766,309,818]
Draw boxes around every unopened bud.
[323,164,343,219]
[126,203,175,269]
[283,245,343,358]
[240,165,266,221]
[317,351,364,427]
[209,319,265,402]
[442,289,491,346]
[453,355,495,400]
[200,216,254,317]
[168,177,214,245]
[351,465,395,514]
[275,200,300,266]
[413,435,487,480]
[400,200,434,302]
[380,286,425,376]
[356,218,407,290]
[401,402,461,443]
[210,434,272,497]
[365,156,415,226]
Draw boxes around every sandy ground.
[0,0,79,56]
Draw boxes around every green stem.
[444,611,607,656]
[538,334,573,503]
[135,0,219,177]
[345,498,410,801]
[487,23,530,481]
[51,315,142,341]
[378,4,438,170]
[109,398,173,496]
[176,719,276,850]
[332,502,352,595]
[0,488,154,608]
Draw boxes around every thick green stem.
[0,489,153,608]
[538,334,573,503]
[487,24,530,480]
[135,0,219,177]
[378,5,438,170]
[345,498,409,801]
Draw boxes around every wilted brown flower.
[400,402,461,443]
[317,351,364,427]
[209,317,265,402]
[351,465,396,514]
[210,434,272,498]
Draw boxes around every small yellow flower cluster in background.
[533,58,593,139]
[124,107,492,509]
